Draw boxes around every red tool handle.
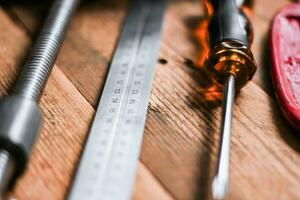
[270,3,300,131]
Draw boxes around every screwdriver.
[0,0,79,197]
[202,0,257,199]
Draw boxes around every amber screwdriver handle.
[207,0,250,47]
[204,0,257,90]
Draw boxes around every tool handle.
[270,3,300,131]
[207,0,251,47]
[203,0,257,90]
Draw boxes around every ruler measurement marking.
[68,1,166,199]
[93,6,147,194]
[102,7,153,198]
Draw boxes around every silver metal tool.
[68,1,166,199]
[0,0,79,197]
[212,74,235,200]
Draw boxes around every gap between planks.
[2,4,178,198]
[4,0,287,102]
[0,6,175,200]
[3,1,300,200]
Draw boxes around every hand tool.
[68,0,166,200]
[270,2,300,131]
[0,0,79,196]
[203,0,257,199]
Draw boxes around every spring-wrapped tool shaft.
[13,0,80,101]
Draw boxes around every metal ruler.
[68,0,166,199]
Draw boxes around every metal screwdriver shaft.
[0,0,79,196]
[212,74,235,200]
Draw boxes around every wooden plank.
[250,0,290,96]
[133,163,173,200]
[0,7,173,200]
[0,9,93,199]
[163,0,290,97]
[5,1,127,106]
[4,1,300,200]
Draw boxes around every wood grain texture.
[0,5,172,200]
[1,0,300,200]
[0,8,93,199]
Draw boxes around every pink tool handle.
[270,3,300,131]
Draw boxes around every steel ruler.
[68,0,166,199]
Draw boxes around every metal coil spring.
[13,0,80,102]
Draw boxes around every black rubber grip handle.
[208,0,250,47]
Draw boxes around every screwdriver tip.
[212,175,228,200]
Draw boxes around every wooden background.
[0,0,299,199]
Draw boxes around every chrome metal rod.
[13,0,80,102]
[212,74,235,200]
[0,0,79,197]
